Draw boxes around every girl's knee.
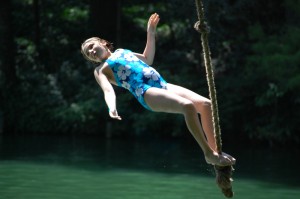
[203,99,211,108]
[182,100,197,114]
[196,99,212,112]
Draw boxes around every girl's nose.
[89,49,95,55]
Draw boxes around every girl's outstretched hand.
[109,109,122,120]
[147,13,160,34]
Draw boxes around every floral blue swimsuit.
[105,49,168,110]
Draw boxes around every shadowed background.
[0,0,299,198]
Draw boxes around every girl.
[81,13,235,167]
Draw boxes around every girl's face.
[82,40,110,63]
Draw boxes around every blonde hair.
[81,37,114,63]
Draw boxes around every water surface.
[0,135,299,199]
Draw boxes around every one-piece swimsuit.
[105,49,168,110]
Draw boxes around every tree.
[0,0,17,134]
[0,0,17,84]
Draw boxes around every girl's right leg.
[144,87,233,166]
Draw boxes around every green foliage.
[62,7,88,22]
[237,24,300,143]
[1,0,299,145]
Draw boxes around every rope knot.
[194,21,210,34]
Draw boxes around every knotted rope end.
[214,165,235,198]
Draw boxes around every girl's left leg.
[144,87,233,166]
[166,83,235,163]
[166,83,216,151]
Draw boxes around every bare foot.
[205,151,235,166]
[222,152,236,165]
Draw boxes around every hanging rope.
[194,0,222,154]
[194,0,234,197]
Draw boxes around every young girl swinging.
[81,13,235,167]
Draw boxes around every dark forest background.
[0,0,299,146]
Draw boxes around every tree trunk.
[33,0,41,52]
[0,0,17,134]
[0,0,16,84]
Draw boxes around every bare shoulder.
[133,52,152,65]
[94,62,115,84]
[94,62,108,76]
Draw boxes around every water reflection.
[0,135,211,174]
[0,135,299,199]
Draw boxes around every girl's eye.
[86,44,94,56]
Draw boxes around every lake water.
[0,135,299,199]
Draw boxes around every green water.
[0,135,299,199]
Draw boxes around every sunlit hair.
[81,37,114,64]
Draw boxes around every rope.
[194,0,234,197]
[194,0,222,154]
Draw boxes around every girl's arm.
[94,68,122,120]
[134,13,160,65]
